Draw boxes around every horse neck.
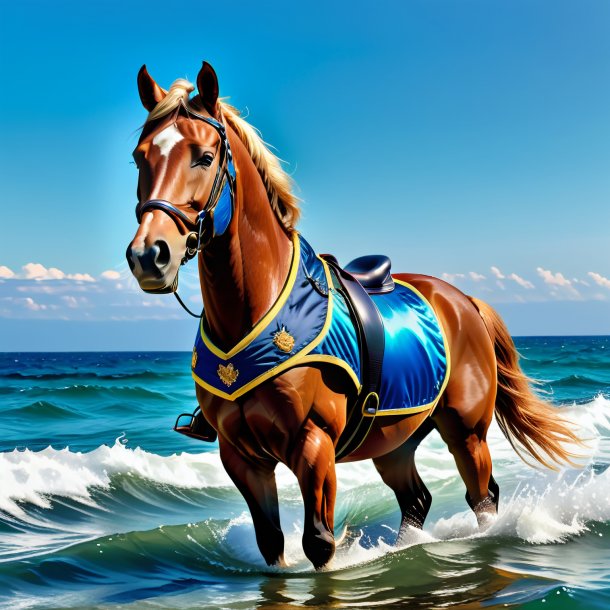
[198,127,293,350]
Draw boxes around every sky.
[1,0,609,350]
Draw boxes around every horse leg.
[289,417,337,569]
[433,406,499,527]
[372,417,435,543]
[218,438,285,566]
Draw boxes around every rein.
[173,291,202,318]
[134,105,237,315]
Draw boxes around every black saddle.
[345,255,394,294]
[321,253,394,460]
[322,254,394,294]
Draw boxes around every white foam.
[0,440,396,521]
[0,440,233,518]
[1,394,608,565]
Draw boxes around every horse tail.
[469,297,581,469]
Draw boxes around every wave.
[0,441,233,518]
[0,476,610,608]
[1,395,609,566]
[19,383,173,403]
[552,374,610,389]
[3,401,79,419]
[520,356,610,372]
[1,370,188,381]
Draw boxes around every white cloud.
[23,297,47,311]
[469,271,486,281]
[508,273,534,289]
[588,272,610,289]
[23,263,65,280]
[490,266,505,279]
[68,273,95,282]
[537,267,580,299]
[141,299,173,308]
[0,266,15,279]
[101,270,121,280]
[536,267,572,287]
[0,262,186,321]
[21,263,95,282]
[442,272,465,282]
[573,277,590,287]
[61,296,79,308]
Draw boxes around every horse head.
[126,62,233,293]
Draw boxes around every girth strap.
[322,256,385,461]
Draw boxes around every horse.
[126,62,580,569]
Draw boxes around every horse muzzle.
[126,239,180,293]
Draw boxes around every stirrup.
[174,407,218,442]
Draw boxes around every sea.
[0,336,609,609]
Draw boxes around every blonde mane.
[144,78,300,231]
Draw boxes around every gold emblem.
[217,363,239,387]
[273,326,295,353]
[191,348,198,368]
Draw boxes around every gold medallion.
[191,348,198,368]
[273,326,295,353]
[217,363,239,387]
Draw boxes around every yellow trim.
[295,354,361,392]
[362,278,452,417]
[363,401,438,417]
[192,257,337,400]
[199,232,301,360]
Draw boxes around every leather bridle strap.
[135,199,198,230]
[134,105,236,259]
[133,106,236,312]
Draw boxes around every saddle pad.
[191,234,334,400]
[370,280,449,416]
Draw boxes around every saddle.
[321,254,391,460]
[344,255,395,295]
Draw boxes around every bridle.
[133,104,236,314]
[134,105,237,262]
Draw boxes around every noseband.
[134,106,237,261]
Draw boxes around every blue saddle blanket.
[368,281,449,415]
[191,234,449,415]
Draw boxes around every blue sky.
[1,0,609,350]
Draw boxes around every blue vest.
[192,234,449,416]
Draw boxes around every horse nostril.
[126,247,136,272]
[154,240,171,267]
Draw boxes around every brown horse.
[127,62,580,569]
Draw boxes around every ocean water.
[0,336,609,609]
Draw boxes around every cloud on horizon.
[1,260,610,322]
[0,261,202,322]
[440,265,610,304]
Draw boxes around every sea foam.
[1,394,608,564]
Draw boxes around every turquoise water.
[0,337,609,609]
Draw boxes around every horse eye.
[193,152,214,168]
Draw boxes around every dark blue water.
[1,337,609,609]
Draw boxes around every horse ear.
[197,62,219,117]
[137,65,167,112]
